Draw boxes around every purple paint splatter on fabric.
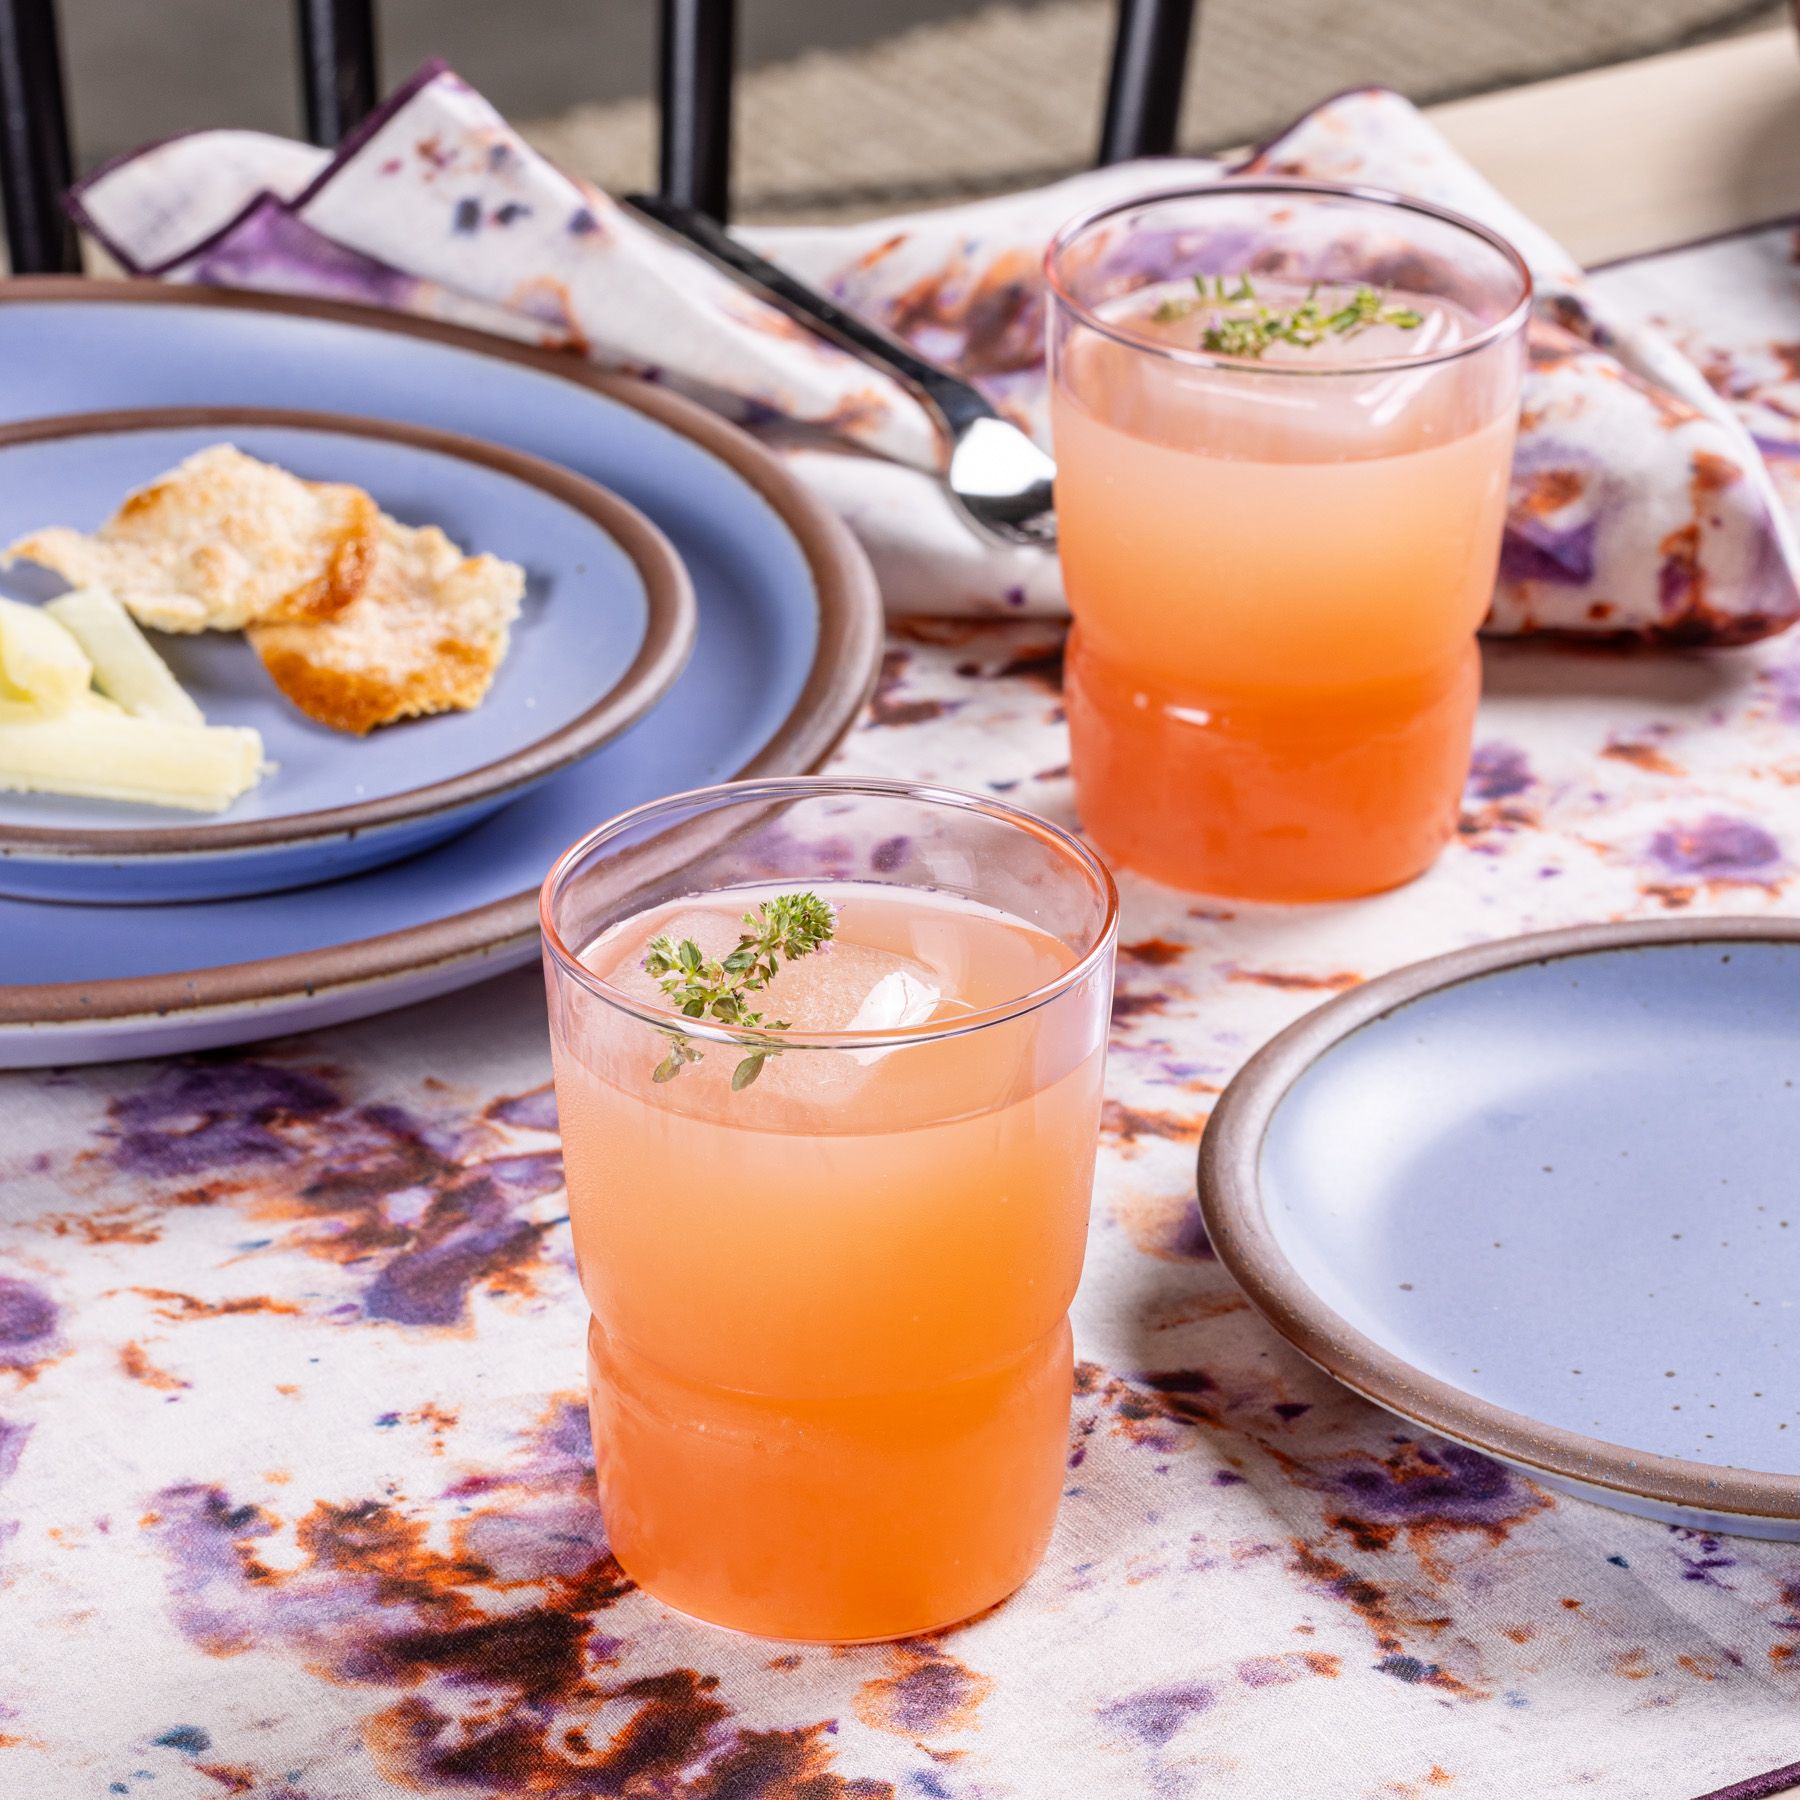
[1099,1683,1215,1747]
[0,1279,58,1370]
[1164,1205,1214,1261]
[360,1178,551,1327]
[534,1398,593,1467]
[109,1061,337,1179]
[1761,661,1800,724]
[190,202,429,311]
[1323,1441,1526,1527]
[1648,814,1783,882]
[300,1114,563,1327]
[1658,552,1699,615]
[488,1086,560,1133]
[1500,518,1598,587]
[1466,741,1534,800]
[0,1416,32,1487]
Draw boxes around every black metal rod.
[1096,0,1198,165]
[296,0,380,149]
[658,0,734,222]
[0,0,76,274]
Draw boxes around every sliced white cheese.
[46,586,205,726]
[0,594,91,713]
[0,713,267,813]
[0,691,124,725]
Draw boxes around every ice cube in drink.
[591,892,946,1102]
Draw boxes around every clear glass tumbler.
[1047,180,1531,900]
[540,778,1118,1642]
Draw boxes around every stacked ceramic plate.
[0,281,882,1067]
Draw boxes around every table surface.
[8,37,1800,1800]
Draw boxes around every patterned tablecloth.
[8,252,1800,1800]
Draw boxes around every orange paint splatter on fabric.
[1101,1101,1205,1147]
[854,1644,993,1738]
[1602,740,1684,777]
[1514,468,1586,517]
[120,1341,190,1392]
[1288,1542,1486,1700]
[1119,938,1188,967]
[126,1288,300,1322]
[1228,967,1362,992]
[1109,1185,1213,1263]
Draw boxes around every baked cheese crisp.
[8,444,378,634]
[248,517,524,735]
[7,443,527,735]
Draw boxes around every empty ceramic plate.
[0,407,694,902]
[1200,919,1800,1538]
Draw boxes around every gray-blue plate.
[0,407,695,903]
[1200,919,1800,1538]
[0,282,880,1065]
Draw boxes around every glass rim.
[539,775,1121,1052]
[1044,177,1535,379]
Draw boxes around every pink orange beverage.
[541,780,1117,1641]
[1048,183,1531,900]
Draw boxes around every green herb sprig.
[1153,274,1424,359]
[643,891,836,1091]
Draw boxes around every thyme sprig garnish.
[643,891,836,1091]
[1153,274,1424,359]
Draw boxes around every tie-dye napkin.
[70,60,1800,645]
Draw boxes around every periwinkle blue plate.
[0,284,880,1066]
[1200,920,1800,1538]
[0,408,694,903]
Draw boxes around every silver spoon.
[624,193,1058,549]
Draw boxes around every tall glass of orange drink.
[1047,181,1531,900]
[540,778,1118,1641]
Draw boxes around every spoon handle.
[622,193,994,441]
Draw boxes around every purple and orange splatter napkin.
[70,61,1800,644]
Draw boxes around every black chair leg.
[1096,0,1199,166]
[296,0,379,150]
[0,0,76,274]
[658,0,734,223]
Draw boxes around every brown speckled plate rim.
[0,404,698,860]
[0,278,883,1028]
[1198,916,1800,1522]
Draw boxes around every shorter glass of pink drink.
[1047,181,1531,900]
[541,778,1118,1641]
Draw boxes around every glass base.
[620,1562,1034,1647]
[586,1315,1073,1643]
[1066,629,1480,902]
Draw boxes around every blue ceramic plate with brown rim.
[0,282,880,1067]
[0,407,694,904]
[1200,918,1800,1539]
